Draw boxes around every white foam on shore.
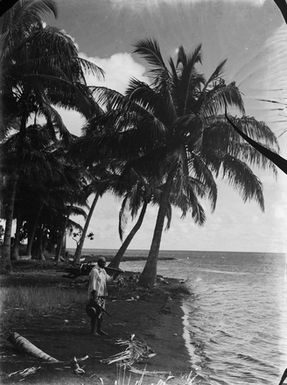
[181,300,196,367]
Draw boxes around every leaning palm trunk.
[109,201,148,269]
[139,171,175,288]
[1,174,18,273]
[73,193,100,264]
[225,112,287,174]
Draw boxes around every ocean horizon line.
[66,248,286,255]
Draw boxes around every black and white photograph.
[0,0,287,384]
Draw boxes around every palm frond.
[204,59,227,89]
[133,38,167,74]
[67,218,83,233]
[68,206,87,219]
[165,202,172,230]
[221,154,265,211]
[201,81,245,117]
[119,195,129,241]
[189,153,218,211]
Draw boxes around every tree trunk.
[138,171,175,288]
[73,193,100,264]
[225,113,287,174]
[55,215,69,263]
[26,207,42,259]
[35,226,45,261]
[1,174,18,273]
[109,201,148,269]
[12,215,23,262]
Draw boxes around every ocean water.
[82,249,287,385]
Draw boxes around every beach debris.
[7,332,59,362]
[8,332,89,376]
[129,367,172,377]
[8,366,41,379]
[101,334,156,367]
[71,357,85,375]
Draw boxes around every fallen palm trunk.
[7,332,88,374]
[8,332,59,362]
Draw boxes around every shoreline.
[0,269,193,385]
[181,301,195,367]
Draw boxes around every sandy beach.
[0,265,192,385]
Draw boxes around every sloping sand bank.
[0,270,193,385]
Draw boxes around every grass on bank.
[0,285,86,317]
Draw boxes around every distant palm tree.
[72,165,122,264]
[86,40,278,287]
[0,124,85,261]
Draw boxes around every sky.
[47,0,287,252]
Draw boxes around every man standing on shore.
[86,257,113,336]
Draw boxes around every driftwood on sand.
[8,332,59,362]
[7,332,88,377]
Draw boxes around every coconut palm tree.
[0,0,103,272]
[108,165,207,269]
[84,40,278,287]
[135,42,278,287]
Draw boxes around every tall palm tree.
[84,40,278,287]
[0,0,102,272]
[136,42,278,287]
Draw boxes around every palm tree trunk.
[12,215,23,261]
[73,193,100,264]
[55,215,69,263]
[26,207,42,259]
[35,226,45,261]
[138,171,175,288]
[225,113,287,174]
[1,174,18,273]
[1,113,28,271]
[109,201,148,269]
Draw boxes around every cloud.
[80,52,147,94]
[57,52,147,136]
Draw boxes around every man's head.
[97,257,106,268]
